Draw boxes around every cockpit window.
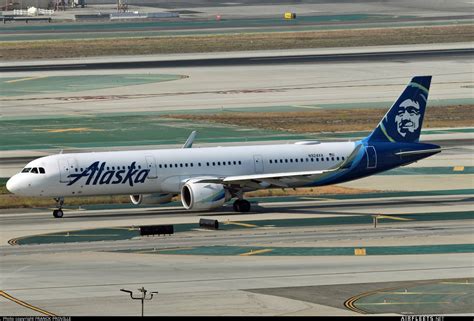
[39,167,45,174]
[21,168,31,173]
[31,168,38,174]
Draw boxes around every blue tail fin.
[367,76,431,143]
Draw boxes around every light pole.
[121,287,158,316]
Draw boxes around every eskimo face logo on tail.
[67,161,149,186]
[395,99,421,137]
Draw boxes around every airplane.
[6,76,442,218]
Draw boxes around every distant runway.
[1,48,473,72]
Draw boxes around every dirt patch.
[245,186,376,198]
[1,24,473,60]
[168,105,474,133]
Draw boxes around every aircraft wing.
[193,144,362,188]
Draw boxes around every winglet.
[182,131,197,149]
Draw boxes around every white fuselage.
[8,142,356,198]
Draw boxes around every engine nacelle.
[130,193,174,205]
[181,181,231,211]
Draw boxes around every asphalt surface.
[1,193,472,252]
[1,192,472,316]
[1,48,473,72]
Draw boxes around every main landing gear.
[53,197,64,218]
[233,199,251,212]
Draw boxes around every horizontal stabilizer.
[395,148,442,156]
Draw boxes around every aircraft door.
[58,157,78,183]
[145,155,157,179]
[253,155,264,174]
[365,146,377,169]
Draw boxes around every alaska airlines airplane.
[7,76,442,218]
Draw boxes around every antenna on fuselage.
[59,149,63,154]
[182,131,197,149]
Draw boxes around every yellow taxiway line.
[0,290,56,316]
[377,215,413,221]
[137,247,194,254]
[357,301,450,305]
[224,221,258,228]
[441,281,472,285]
[4,76,47,83]
[240,249,273,256]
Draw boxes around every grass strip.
[1,25,473,60]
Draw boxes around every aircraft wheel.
[233,199,251,212]
[240,200,251,212]
[53,209,64,218]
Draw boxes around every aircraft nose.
[6,175,19,194]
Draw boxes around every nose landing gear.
[53,197,64,218]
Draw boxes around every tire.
[233,200,241,212]
[53,209,64,218]
[233,200,250,212]
[240,200,251,212]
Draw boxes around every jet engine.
[181,181,231,211]
[130,193,174,205]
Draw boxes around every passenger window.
[31,168,38,174]
[316,158,319,162]
[285,159,288,163]
[190,163,193,167]
[175,164,178,168]
[342,157,345,160]
[336,157,340,161]
[332,157,335,161]
[326,157,329,161]
[269,160,272,164]
[218,162,221,166]
[212,162,215,166]
[207,162,210,166]
[21,168,31,173]
[238,161,242,165]
[159,165,162,168]
[311,158,314,162]
[233,161,236,165]
[198,163,201,167]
